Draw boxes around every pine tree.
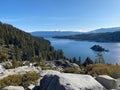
[95,53,105,64]
[83,57,93,66]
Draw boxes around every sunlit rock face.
[0,66,41,79]
[96,75,120,90]
[40,72,106,90]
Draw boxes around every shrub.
[41,65,54,70]
[5,61,22,69]
[86,64,120,78]
[0,74,22,89]
[11,60,22,68]
[64,67,82,74]
[4,62,13,69]
[108,65,120,79]
[86,64,109,75]
[22,71,40,86]
[0,71,40,89]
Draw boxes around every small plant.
[4,62,13,69]
[64,67,82,74]
[41,65,55,70]
[22,71,40,86]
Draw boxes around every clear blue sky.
[0,0,120,32]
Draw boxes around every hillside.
[89,27,120,33]
[0,22,64,62]
[31,31,82,38]
[53,31,120,42]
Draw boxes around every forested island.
[91,45,109,52]
[53,31,120,42]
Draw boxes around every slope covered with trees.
[0,22,64,62]
[53,31,120,42]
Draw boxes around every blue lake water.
[46,38,120,64]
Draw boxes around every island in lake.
[91,45,109,52]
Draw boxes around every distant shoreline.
[53,31,120,43]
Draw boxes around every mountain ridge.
[30,31,82,38]
[89,27,120,33]
[30,27,120,38]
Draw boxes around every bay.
[46,38,120,64]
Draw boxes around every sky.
[0,0,120,32]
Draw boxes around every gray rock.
[26,85,40,90]
[2,86,24,90]
[71,63,81,70]
[0,66,41,79]
[27,85,35,90]
[40,72,106,90]
[45,61,56,68]
[40,70,60,77]
[116,78,120,90]
[96,75,118,90]
[0,64,5,74]
[45,60,81,71]
[54,60,72,68]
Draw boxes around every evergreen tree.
[83,57,93,67]
[72,57,77,63]
[95,53,105,64]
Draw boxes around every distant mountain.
[53,31,120,42]
[31,27,120,38]
[89,27,120,33]
[30,31,82,38]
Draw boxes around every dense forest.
[0,22,65,63]
[53,31,120,42]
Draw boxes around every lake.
[46,38,120,64]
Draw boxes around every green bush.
[22,71,40,86]
[0,71,40,89]
[0,74,22,89]
[64,67,82,74]
[41,65,54,70]
[4,61,22,69]
[11,60,22,68]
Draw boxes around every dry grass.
[0,71,40,89]
[86,64,120,78]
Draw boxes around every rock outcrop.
[40,71,106,90]
[45,60,81,71]
[96,75,120,90]
[40,70,60,77]
[2,86,24,90]
[27,84,36,90]
[0,65,5,74]
[0,66,41,79]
